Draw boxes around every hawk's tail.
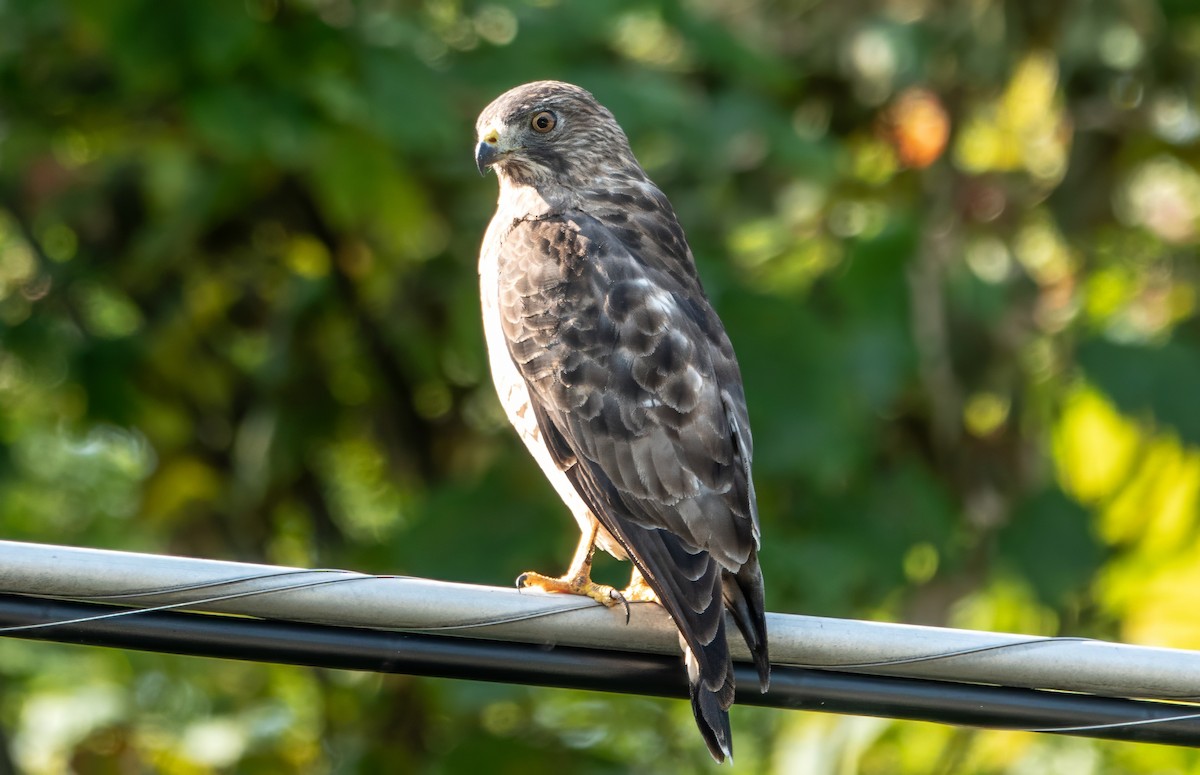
[685,644,735,763]
[687,556,769,764]
[723,556,770,691]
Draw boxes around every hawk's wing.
[496,210,766,758]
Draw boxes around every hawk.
[475,81,769,762]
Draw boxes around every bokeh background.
[1,0,1199,772]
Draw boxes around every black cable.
[0,593,1196,746]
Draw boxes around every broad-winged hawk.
[475,81,769,762]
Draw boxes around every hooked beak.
[475,128,501,176]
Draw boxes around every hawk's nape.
[474,80,769,763]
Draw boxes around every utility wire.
[0,593,1198,747]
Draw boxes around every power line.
[0,593,1198,746]
[0,540,1198,745]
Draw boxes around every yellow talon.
[623,567,660,604]
[516,570,630,622]
[515,521,630,622]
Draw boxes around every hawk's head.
[475,81,640,187]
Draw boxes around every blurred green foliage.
[1,0,1199,772]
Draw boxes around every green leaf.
[1078,338,1200,446]
[999,487,1105,605]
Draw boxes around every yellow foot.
[623,567,661,604]
[516,570,630,622]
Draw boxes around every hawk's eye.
[531,111,557,133]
